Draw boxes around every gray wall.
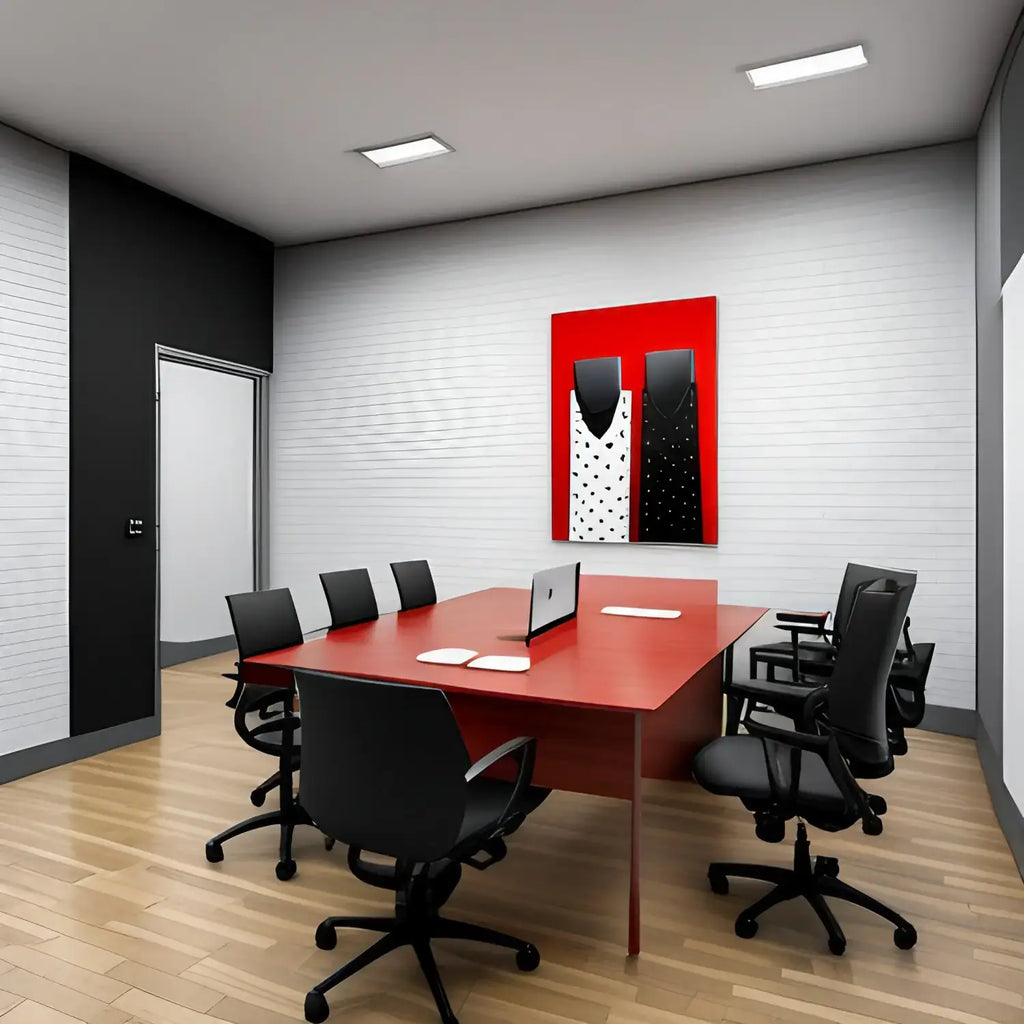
[977,44,1007,760]
[977,12,1024,876]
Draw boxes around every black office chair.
[729,567,929,757]
[693,579,917,956]
[293,670,549,1024]
[205,589,314,881]
[390,559,437,611]
[727,638,935,761]
[319,568,379,630]
[747,562,917,682]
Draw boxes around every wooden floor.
[0,654,1020,1024]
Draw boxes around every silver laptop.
[527,562,581,646]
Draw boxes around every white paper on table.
[466,655,531,672]
[416,648,479,665]
[600,606,681,619]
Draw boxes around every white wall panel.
[1003,254,1024,815]
[272,143,977,709]
[0,124,69,753]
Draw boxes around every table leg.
[629,711,642,956]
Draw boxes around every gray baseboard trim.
[978,719,1024,879]
[0,716,160,786]
[161,635,235,667]
[919,704,977,738]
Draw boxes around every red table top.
[247,575,767,713]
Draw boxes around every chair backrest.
[833,563,917,646]
[827,579,913,775]
[225,588,304,661]
[319,568,379,630]
[294,671,470,862]
[390,559,437,611]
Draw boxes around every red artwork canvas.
[551,297,717,545]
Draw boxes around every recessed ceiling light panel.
[356,134,453,168]
[745,45,868,89]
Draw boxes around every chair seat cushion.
[458,777,550,845]
[750,639,834,662]
[692,735,847,818]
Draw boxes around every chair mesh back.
[889,642,935,729]
[225,589,303,661]
[319,568,379,630]
[827,580,912,773]
[390,560,437,611]
[833,563,917,645]
[294,671,470,862]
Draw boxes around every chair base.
[305,865,538,1024]
[205,802,314,881]
[707,821,916,955]
[249,757,300,807]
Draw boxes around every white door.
[159,360,256,661]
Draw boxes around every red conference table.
[245,574,767,955]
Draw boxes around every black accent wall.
[69,156,273,735]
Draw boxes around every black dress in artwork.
[638,349,703,543]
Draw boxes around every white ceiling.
[0,0,1019,244]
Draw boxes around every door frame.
[154,346,270,678]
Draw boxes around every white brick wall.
[0,123,69,752]
[272,142,977,710]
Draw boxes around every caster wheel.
[304,990,329,1024]
[315,922,337,951]
[324,836,336,851]
[735,915,758,940]
[205,841,224,864]
[894,924,917,950]
[867,794,887,815]
[250,789,266,808]
[863,817,883,836]
[708,870,729,895]
[892,738,909,756]
[828,936,847,956]
[515,944,540,971]
[276,859,297,881]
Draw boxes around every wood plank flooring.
[0,651,1020,1024]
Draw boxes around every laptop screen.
[527,562,580,645]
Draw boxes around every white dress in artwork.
[569,390,631,542]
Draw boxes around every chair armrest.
[465,736,535,783]
[467,736,537,824]
[248,715,300,740]
[234,685,297,740]
[240,686,293,714]
[776,611,829,627]
[742,715,829,753]
[744,712,881,835]
[772,623,835,640]
[893,616,915,662]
